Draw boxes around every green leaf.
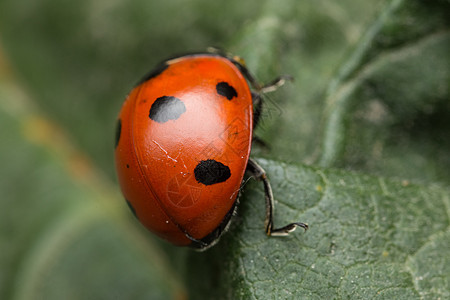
[184,159,449,299]
[1,0,449,299]
[317,0,450,183]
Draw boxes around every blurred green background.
[1,0,449,299]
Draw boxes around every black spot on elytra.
[115,119,121,149]
[125,199,138,219]
[149,96,186,123]
[194,159,231,186]
[216,82,237,100]
[136,62,169,86]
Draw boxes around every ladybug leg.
[252,91,263,128]
[259,75,293,94]
[227,51,292,93]
[246,158,308,236]
[251,74,293,128]
[184,233,209,249]
[251,92,271,150]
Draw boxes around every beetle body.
[115,51,308,250]
[115,54,253,247]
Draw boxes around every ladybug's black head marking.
[115,119,122,149]
[216,82,237,100]
[136,62,169,86]
[194,159,231,185]
[149,96,186,123]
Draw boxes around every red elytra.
[115,51,307,250]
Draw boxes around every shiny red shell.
[115,54,253,247]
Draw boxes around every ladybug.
[114,49,308,250]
